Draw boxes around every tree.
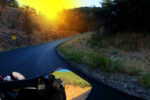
[22,6,36,45]
[101,0,112,7]
[0,0,19,8]
[0,0,6,8]
[100,0,150,34]
[7,0,19,8]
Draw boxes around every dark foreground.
[0,37,143,100]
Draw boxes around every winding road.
[0,37,142,100]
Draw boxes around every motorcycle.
[0,72,66,100]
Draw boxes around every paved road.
[0,38,142,100]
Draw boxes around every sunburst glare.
[18,0,76,19]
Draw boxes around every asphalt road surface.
[0,37,142,100]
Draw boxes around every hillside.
[0,5,80,52]
[0,6,35,51]
[58,32,150,100]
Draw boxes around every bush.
[67,51,83,63]
[139,73,150,88]
[83,51,111,70]
[89,32,116,49]
[111,59,125,73]
[110,49,118,55]
[88,37,102,47]
[99,57,112,72]
[126,66,141,76]
[84,52,101,67]
[101,0,150,34]
[116,38,138,51]
[58,45,67,54]
[83,51,125,73]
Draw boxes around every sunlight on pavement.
[65,85,91,100]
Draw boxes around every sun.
[18,0,76,19]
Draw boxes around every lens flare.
[18,0,76,19]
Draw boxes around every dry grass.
[90,33,150,74]
[59,32,150,87]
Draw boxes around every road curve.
[0,37,142,100]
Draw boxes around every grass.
[126,66,141,76]
[110,49,118,55]
[58,34,143,75]
[0,46,19,52]
[59,43,125,73]
[139,73,150,88]
[90,32,150,51]
[116,38,138,51]
[59,45,83,63]
[58,32,150,88]
[83,51,104,68]
[67,51,83,63]
[59,35,125,73]
[53,71,91,88]
[111,59,125,73]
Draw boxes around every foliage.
[0,0,19,8]
[67,51,83,63]
[89,32,115,48]
[99,56,112,72]
[139,73,150,88]
[83,51,104,68]
[7,0,19,8]
[126,66,141,76]
[58,7,102,33]
[59,33,149,75]
[111,59,125,73]
[21,6,38,45]
[100,0,150,34]
[116,38,138,51]
[110,49,118,55]
[57,0,150,34]
[90,33,150,51]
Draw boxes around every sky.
[17,0,101,19]
[74,0,101,7]
[18,0,101,7]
